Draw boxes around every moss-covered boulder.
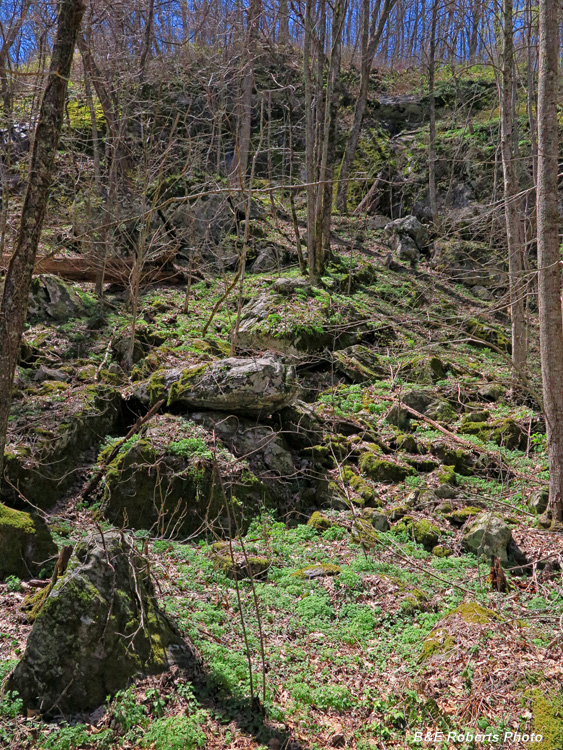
[341,467,377,506]
[359,451,414,483]
[293,563,341,579]
[444,506,482,526]
[396,516,441,550]
[3,385,122,509]
[529,488,549,516]
[307,512,333,530]
[0,504,57,580]
[101,415,267,535]
[164,354,298,416]
[430,441,477,475]
[333,345,385,383]
[463,512,526,566]
[361,507,390,531]
[351,517,380,547]
[4,532,197,716]
[401,355,446,384]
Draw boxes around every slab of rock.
[167,355,298,415]
[0,504,57,580]
[27,275,85,322]
[5,532,197,717]
[462,512,526,566]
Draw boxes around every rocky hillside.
[0,63,561,750]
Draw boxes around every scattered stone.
[361,508,390,531]
[462,512,526,566]
[293,564,341,579]
[0,504,57,580]
[529,488,549,516]
[5,532,197,717]
[33,365,70,383]
[351,518,380,547]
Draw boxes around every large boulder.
[163,355,298,415]
[5,532,197,717]
[3,385,123,509]
[462,512,526,566]
[385,215,430,265]
[431,239,506,289]
[0,504,57,580]
[27,275,86,322]
[100,415,267,535]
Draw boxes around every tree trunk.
[278,0,290,44]
[536,0,563,524]
[336,0,394,214]
[428,0,438,219]
[0,0,85,480]
[500,0,527,389]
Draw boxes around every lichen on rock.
[4,531,197,717]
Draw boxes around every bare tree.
[0,0,85,479]
[499,0,527,390]
[536,0,563,524]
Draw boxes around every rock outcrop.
[0,504,57,580]
[5,532,197,717]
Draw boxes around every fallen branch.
[77,398,165,502]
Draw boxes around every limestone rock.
[361,507,390,531]
[0,504,57,580]
[462,512,526,566]
[27,275,86,322]
[165,355,298,416]
[5,532,197,716]
[101,415,266,535]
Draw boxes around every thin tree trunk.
[536,0,563,524]
[337,0,394,213]
[428,0,438,219]
[0,0,85,479]
[278,0,290,43]
[500,0,527,389]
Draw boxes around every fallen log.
[31,256,200,286]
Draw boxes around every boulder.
[100,415,267,535]
[462,512,526,566]
[0,504,57,580]
[385,215,429,250]
[27,275,86,322]
[3,385,123,509]
[361,507,390,531]
[431,239,506,289]
[5,532,197,717]
[167,355,298,416]
[333,345,385,383]
[135,354,297,415]
[272,277,311,296]
[529,488,549,516]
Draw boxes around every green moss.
[341,467,376,504]
[529,688,563,750]
[359,452,414,483]
[449,602,500,624]
[438,465,457,486]
[395,517,440,550]
[351,518,380,547]
[307,512,333,530]
[432,545,453,557]
[444,506,482,525]
[421,632,456,661]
